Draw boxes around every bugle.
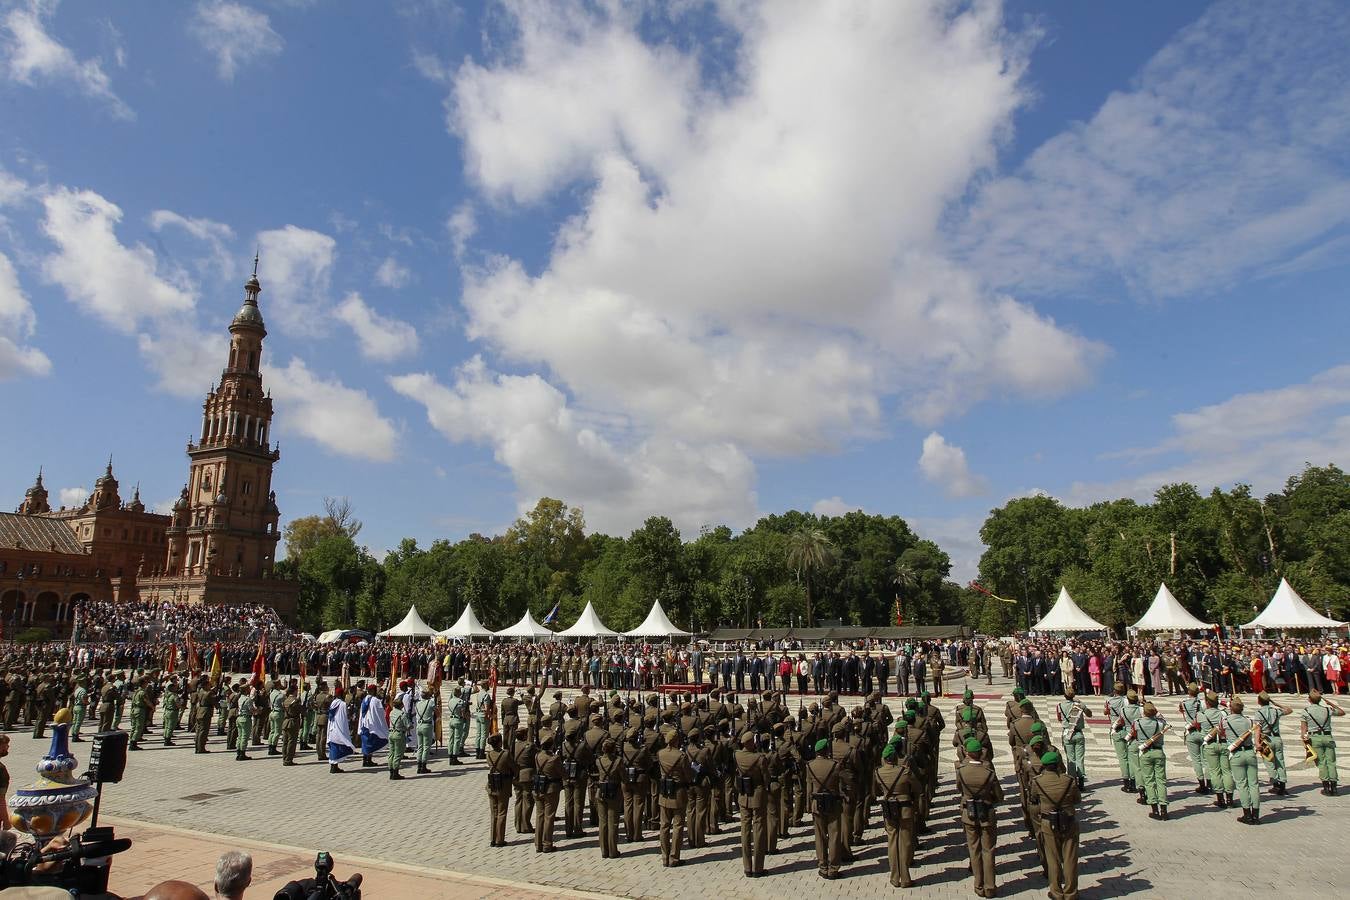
[1257,739,1275,763]
[1303,735,1319,765]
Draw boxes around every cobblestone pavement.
[6,675,1347,899]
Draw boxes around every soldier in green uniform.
[281,681,302,766]
[1030,749,1080,900]
[656,728,692,868]
[734,730,768,877]
[1134,701,1169,820]
[1104,683,1131,792]
[415,684,437,774]
[160,678,180,746]
[1224,696,1260,823]
[593,738,623,858]
[1120,690,1145,805]
[446,686,467,765]
[1197,690,1234,807]
[485,732,516,846]
[266,679,285,756]
[128,678,151,750]
[312,679,331,762]
[112,673,127,729]
[1178,683,1209,794]
[299,678,316,751]
[1055,689,1088,787]
[472,681,491,759]
[70,677,89,743]
[1301,690,1344,795]
[388,686,408,780]
[874,738,917,888]
[1253,691,1292,794]
[956,736,1003,899]
[234,684,253,761]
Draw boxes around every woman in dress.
[1089,652,1102,695]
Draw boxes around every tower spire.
[253,247,260,276]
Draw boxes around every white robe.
[326,698,356,760]
[359,694,389,750]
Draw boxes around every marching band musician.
[1179,683,1210,795]
[1254,691,1293,795]
[1055,688,1088,787]
[1301,689,1345,795]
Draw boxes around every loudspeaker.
[86,731,129,784]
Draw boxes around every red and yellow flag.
[251,633,267,686]
[209,641,222,687]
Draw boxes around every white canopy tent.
[555,600,620,638]
[624,600,692,639]
[494,608,555,639]
[438,604,495,639]
[377,604,439,639]
[1032,587,1107,633]
[1242,577,1346,630]
[1132,582,1213,631]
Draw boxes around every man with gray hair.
[214,850,252,900]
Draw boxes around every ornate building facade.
[0,266,299,635]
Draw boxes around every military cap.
[553,690,563,698]
[1040,750,1061,766]
[1029,734,1046,748]
[688,727,702,741]
[1012,687,1025,699]
[964,738,983,754]
[962,688,974,701]
[538,728,553,743]
[1030,721,1045,735]
[516,724,529,737]
[590,713,603,723]
[814,738,829,754]
[881,742,898,761]
[830,721,848,736]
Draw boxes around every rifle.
[1137,722,1171,755]
[1227,725,1256,755]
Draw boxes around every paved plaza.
[7,675,1347,898]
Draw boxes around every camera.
[274,851,363,900]
[0,827,133,895]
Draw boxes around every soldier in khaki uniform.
[281,681,302,766]
[620,726,650,842]
[1031,749,1080,900]
[874,738,918,888]
[734,730,768,877]
[559,719,590,837]
[533,727,563,853]
[512,725,536,834]
[656,728,692,867]
[193,680,214,753]
[955,737,1003,898]
[593,738,623,858]
[806,737,845,879]
[484,733,515,846]
[685,728,712,849]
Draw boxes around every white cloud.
[149,209,236,277]
[446,203,475,258]
[811,497,861,517]
[58,486,88,508]
[40,187,194,332]
[918,432,988,498]
[1072,365,1350,504]
[437,2,1098,533]
[334,292,419,362]
[189,1,283,81]
[0,251,52,380]
[254,225,335,335]
[389,357,756,535]
[907,513,985,584]
[0,166,28,208]
[373,256,411,289]
[267,357,398,462]
[136,319,220,398]
[1,0,132,118]
[957,1,1350,299]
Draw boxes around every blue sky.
[2,1,1348,582]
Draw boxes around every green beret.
[905,699,918,711]
[963,689,974,701]
[1012,687,1025,699]
[881,741,898,762]
[1020,698,1034,709]
[904,711,917,723]
[1029,734,1046,748]
[964,738,983,754]
[1030,721,1045,734]
[814,738,829,753]
[921,691,932,700]
[1040,750,1061,766]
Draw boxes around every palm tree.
[786,529,838,627]
[893,560,918,625]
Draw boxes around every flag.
[969,581,1018,604]
[387,653,400,724]
[542,601,560,626]
[167,644,177,675]
[251,633,267,686]
[340,660,350,695]
[209,641,222,688]
[894,596,904,627]
[488,664,499,736]
[299,658,307,689]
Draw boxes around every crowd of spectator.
[74,598,288,644]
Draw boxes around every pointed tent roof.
[377,604,439,638]
[624,600,692,638]
[1031,587,1106,633]
[556,600,619,638]
[438,604,494,639]
[1243,577,1345,629]
[1132,582,1213,631]
[494,608,555,639]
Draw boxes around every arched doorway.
[34,591,60,624]
[0,589,23,632]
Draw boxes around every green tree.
[786,528,838,626]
